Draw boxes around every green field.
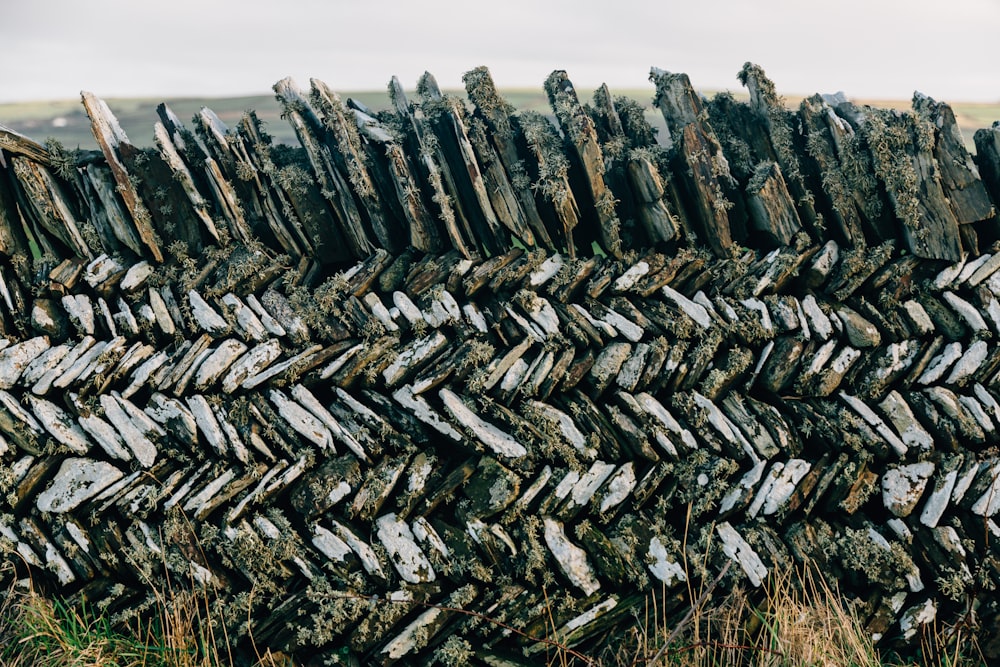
[1,88,997,153]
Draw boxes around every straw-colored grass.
[0,555,987,667]
[0,560,289,667]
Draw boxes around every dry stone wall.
[2,63,1000,663]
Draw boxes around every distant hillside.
[1,89,996,152]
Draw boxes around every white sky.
[1,0,998,104]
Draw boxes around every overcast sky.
[2,0,998,104]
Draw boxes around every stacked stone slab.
[2,63,1000,663]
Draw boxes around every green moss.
[860,108,929,232]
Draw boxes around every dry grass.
[0,553,987,667]
[607,562,876,667]
[0,560,290,667]
[597,558,987,667]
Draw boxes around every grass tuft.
[0,554,987,667]
[0,560,289,667]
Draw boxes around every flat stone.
[220,293,267,342]
[740,297,774,334]
[917,342,963,385]
[647,535,686,586]
[382,332,447,387]
[840,391,907,457]
[612,260,649,292]
[571,304,617,339]
[440,388,526,458]
[529,253,565,287]
[245,294,287,337]
[269,389,333,449]
[21,343,70,386]
[31,300,68,339]
[61,294,95,336]
[240,344,323,391]
[899,599,936,641]
[693,391,756,459]
[24,395,90,455]
[635,391,698,451]
[519,293,561,337]
[919,461,960,528]
[806,240,839,285]
[599,462,637,513]
[721,460,766,515]
[375,513,435,584]
[933,259,965,290]
[0,336,50,389]
[120,261,153,292]
[185,394,229,456]
[801,294,833,340]
[942,291,988,333]
[568,461,617,509]
[901,300,935,336]
[393,385,461,442]
[78,412,132,461]
[836,307,881,347]
[967,252,1000,286]
[543,516,601,595]
[462,303,488,333]
[663,285,712,329]
[147,288,176,335]
[720,393,780,459]
[423,289,462,328]
[36,458,124,513]
[945,340,988,384]
[83,253,121,288]
[362,292,399,332]
[330,519,387,579]
[879,391,934,451]
[882,461,935,517]
[220,339,282,393]
[310,524,352,562]
[601,306,644,343]
[193,339,248,390]
[188,290,229,336]
[761,459,811,515]
[100,394,158,468]
[971,461,1000,516]
[392,291,427,328]
[717,521,768,587]
[290,384,368,462]
[498,359,534,396]
[588,342,632,394]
